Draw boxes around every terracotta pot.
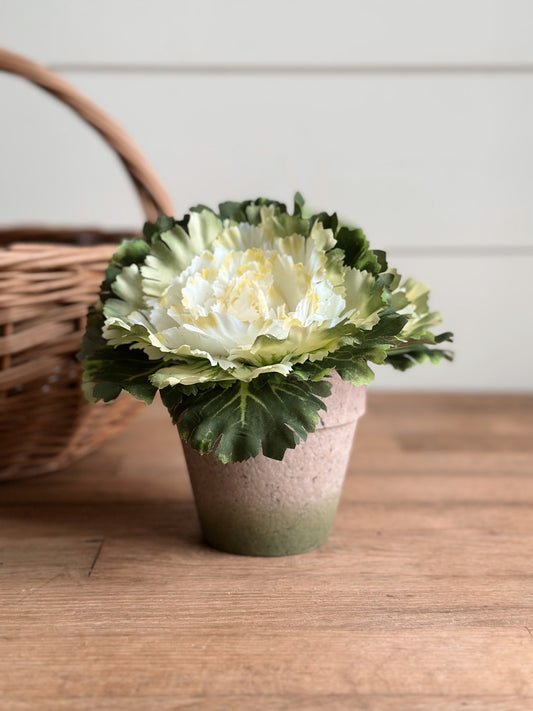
[183,374,366,556]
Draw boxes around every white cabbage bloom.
[101,208,383,387]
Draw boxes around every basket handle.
[0,46,174,222]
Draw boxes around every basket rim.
[0,226,143,248]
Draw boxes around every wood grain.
[1,392,532,710]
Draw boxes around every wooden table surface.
[1,392,533,710]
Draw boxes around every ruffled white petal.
[102,217,386,384]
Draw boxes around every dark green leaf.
[82,346,161,404]
[218,201,248,222]
[143,215,176,240]
[160,380,218,411]
[293,191,305,216]
[385,345,454,371]
[292,342,387,385]
[189,204,216,215]
[372,249,388,273]
[368,310,409,340]
[334,226,383,275]
[111,238,151,267]
[309,211,338,235]
[92,382,123,403]
[164,375,331,463]
[98,239,152,299]
[79,307,107,361]
[435,331,454,344]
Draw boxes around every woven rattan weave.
[0,48,173,480]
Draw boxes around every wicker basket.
[0,48,174,481]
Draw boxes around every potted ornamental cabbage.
[81,195,453,556]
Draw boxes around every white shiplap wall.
[1,0,532,392]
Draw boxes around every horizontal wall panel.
[1,72,532,250]
[1,0,533,67]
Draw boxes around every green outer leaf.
[435,331,454,344]
[334,226,384,275]
[385,330,454,370]
[385,346,454,371]
[369,310,409,339]
[82,345,162,404]
[143,215,175,240]
[218,201,247,222]
[309,211,338,235]
[111,238,151,268]
[189,203,215,215]
[91,382,122,402]
[99,239,151,301]
[80,306,107,361]
[292,343,385,385]
[216,198,289,225]
[293,191,305,215]
[291,310,409,385]
[372,249,388,272]
[163,375,332,463]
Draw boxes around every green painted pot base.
[198,496,340,557]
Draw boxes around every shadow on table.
[0,453,207,560]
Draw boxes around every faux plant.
[81,195,453,463]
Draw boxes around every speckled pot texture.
[183,374,366,557]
